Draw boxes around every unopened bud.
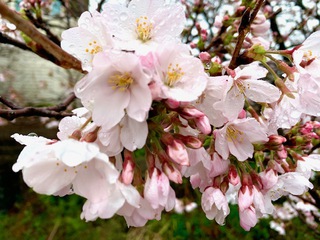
[165,98,180,109]
[180,106,205,119]
[160,132,174,146]
[268,135,287,145]
[178,135,202,149]
[163,162,182,184]
[228,164,240,186]
[121,150,135,185]
[276,145,287,159]
[199,52,211,63]
[220,178,229,194]
[82,131,97,142]
[70,129,82,140]
[167,139,190,166]
[195,115,212,134]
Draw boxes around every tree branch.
[0,1,83,73]
[0,93,76,120]
[229,0,265,69]
[0,31,32,51]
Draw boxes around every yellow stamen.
[226,126,244,142]
[86,40,102,55]
[108,72,134,91]
[166,63,184,87]
[135,16,153,42]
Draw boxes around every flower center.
[166,63,185,87]
[226,126,244,142]
[108,72,134,91]
[135,16,153,42]
[85,40,102,55]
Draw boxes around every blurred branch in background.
[0,0,83,72]
[0,93,76,120]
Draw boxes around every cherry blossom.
[214,118,269,161]
[152,43,208,102]
[75,51,152,130]
[214,62,281,121]
[102,0,185,54]
[61,11,114,71]
[11,134,119,201]
[201,187,230,225]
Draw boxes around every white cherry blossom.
[102,0,185,54]
[61,11,114,71]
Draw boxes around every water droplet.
[120,12,128,21]
[28,133,38,137]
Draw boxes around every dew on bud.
[27,133,38,137]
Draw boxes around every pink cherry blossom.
[75,51,152,130]
[214,118,268,161]
[152,43,208,102]
[214,63,281,121]
[144,168,176,211]
[238,185,254,212]
[239,206,258,231]
[183,148,213,191]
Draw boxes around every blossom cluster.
[12,0,320,230]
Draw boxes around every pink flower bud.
[228,165,240,186]
[70,129,82,140]
[268,135,287,145]
[214,16,223,28]
[300,122,313,135]
[195,116,212,134]
[179,135,202,149]
[238,185,254,212]
[199,52,211,63]
[121,150,135,185]
[167,139,190,166]
[238,109,246,119]
[259,169,278,190]
[190,42,197,48]
[276,145,287,159]
[161,132,174,146]
[163,162,182,184]
[165,98,180,109]
[239,206,258,231]
[180,106,205,119]
[211,56,222,64]
[201,33,207,41]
